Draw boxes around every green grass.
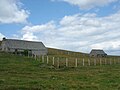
[0,50,120,90]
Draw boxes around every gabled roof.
[90,49,107,54]
[3,39,47,50]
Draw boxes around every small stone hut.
[89,49,107,57]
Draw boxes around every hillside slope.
[0,52,120,89]
[47,47,89,58]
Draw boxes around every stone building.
[89,49,107,57]
[1,38,47,56]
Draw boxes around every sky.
[0,0,120,55]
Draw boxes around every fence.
[33,55,120,68]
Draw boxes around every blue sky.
[0,0,120,55]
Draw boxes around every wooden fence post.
[88,59,90,66]
[40,55,41,62]
[52,57,55,66]
[83,58,85,66]
[57,57,60,68]
[35,55,37,60]
[28,53,29,58]
[66,58,68,67]
[38,55,40,61]
[105,58,107,65]
[75,58,77,67]
[47,56,49,64]
[118,58,120,64]
[114,58,116,64]
[118,58,119,64]
[100,58,102,66]
[42,55,44,63]
[94,58,96,66]
[110,58,112,65]
[116,58,118,64]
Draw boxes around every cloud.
[53,0,118,9]
[22,21,56,33]
[0,0,29,24]
[0,33,5,40]
[21,21,56,41]
[22,32,38,41]
[20,11,120,55]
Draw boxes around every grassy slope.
[0,52,120,90]
[47,47,89,58]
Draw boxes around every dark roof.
[3,39,46,50]
[90,49,107,55]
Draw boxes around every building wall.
[1,40,8,51]
[32,49,47,56]
[90,53,107,57]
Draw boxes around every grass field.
[0,49,120,90]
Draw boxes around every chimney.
[3,37,6,40]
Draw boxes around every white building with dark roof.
[1,38,47,56]
[89,49,107,57]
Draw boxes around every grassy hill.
[0,51,120,90]
[47,47,89,58]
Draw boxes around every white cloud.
[22,21,56,33]
[22,32,38,41]
[20,11,120,55]
[0,33,5,40]
[0,0,29,24]
[53,0,118,9]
